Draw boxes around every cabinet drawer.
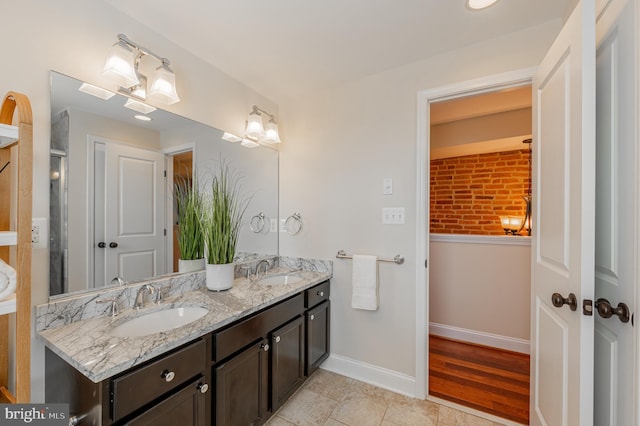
[111,339,206,421]
[213,294,304,363]
[305,281,329,308]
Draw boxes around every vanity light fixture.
[244,105,282,144]
[78,82,116,100]
[124,98,156,114]
[103,34,180,105]
[465,0,499,10]
[222,132,243,143]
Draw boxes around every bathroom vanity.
[39,264,330,426]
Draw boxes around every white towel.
[0,258,16,301]
[351,254,378,310]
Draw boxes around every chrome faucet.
[254,260,271,280]
[134,284,155,309]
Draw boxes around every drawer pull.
[310,314,315,321]
[317,291,324,297]
[274,335,281,343]
[161,370,175,382]
[261,343,270,352]
[197,383,209,394]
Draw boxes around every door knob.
[595,298,630,323]
[97,242,106,248]
[551,293,578,311]
[109,242,118,248]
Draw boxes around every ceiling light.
[124,98,156,114]
[244,105,282,144]
[78,82,116,100]
[134,115,152,121]
[465,0,498,10]
[103,34,180,105]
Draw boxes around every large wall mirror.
[49,71,279,298]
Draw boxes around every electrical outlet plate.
[32,217,48,249]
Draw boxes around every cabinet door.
[125,377,208,426]
[306,301,330,375]
[215,339,270,426]
[271,316,305,412]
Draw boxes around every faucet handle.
[97,297,119,317]
[111,276,125,286]
[155,286,167,304]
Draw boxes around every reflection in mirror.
[49,71,279,299]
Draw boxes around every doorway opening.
[415,68,535,424]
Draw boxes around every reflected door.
[93,139,166,286]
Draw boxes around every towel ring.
[284,212,303,235]
[250,212,266,233]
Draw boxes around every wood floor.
[429,335,530,425]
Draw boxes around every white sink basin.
[258,274,303,286]
[110,306,209,338]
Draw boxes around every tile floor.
[266,370,506,426]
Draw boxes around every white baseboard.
[429,322,530,354]
[320,353,417,398]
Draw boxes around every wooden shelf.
[0,231,16,246]
[0,124,18,148]
[0,294,15,315]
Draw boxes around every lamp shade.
[261,119,281,143]
[103,41,140,88]
[245,112,264,140]
[148,64,180,105]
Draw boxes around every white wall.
[278,20,561,393]
[429,237,531,352]
[2,0,277,402]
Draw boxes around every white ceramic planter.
[178,258,206,273]
[205,263,234,291]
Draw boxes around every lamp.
[244,105,282,144]
[103,34,180,105]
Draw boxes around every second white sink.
[110,306,209,338]
[258,274,303,286]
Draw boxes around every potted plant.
[201,160,249,290]
[174,175,206,273]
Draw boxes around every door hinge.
[164,228,167,236]
[164,170,167,178]
[424,259,428,268]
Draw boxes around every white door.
[94,141,166,285]
[530,0,596,425]
[594,0,637,424]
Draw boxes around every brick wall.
[430,149,531,235]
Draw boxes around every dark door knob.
[97,242,106,248]
[595,298,630,323]
[551,293,578,311]
[109,242,118,248]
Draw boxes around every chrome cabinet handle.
[274,336,281,343]
[197,383,209,394]
[551,293,577,311]
[317,291,324,297]
[260,343,270,352]
[161,370,175,382]
[310,314,315,321]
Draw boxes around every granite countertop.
[38,268,330,383]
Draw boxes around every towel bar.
[336,250,404,265]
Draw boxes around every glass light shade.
[241,138,260,148]
[78,82,116,100]
[148,65,180,105]
[245,112,264,140]
[261,119,281,144]
[124,98,156,114]
[103,41,140,88]
[466,0,498,10]
[499,215,523,234]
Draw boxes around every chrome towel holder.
[336,250,404,265]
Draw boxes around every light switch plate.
[382,207,405,225]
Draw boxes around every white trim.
[430,233,532,246]
[431,134,532,160]
[416,67,535,402]
[321,354,417,398]
[429,322,530,354]
[427,396,527,426]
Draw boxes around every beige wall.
[3,0,277,401]
[279,20,561,385]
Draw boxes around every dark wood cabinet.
[271,316,305,411]
[306,300,330,375]
[214,339,270,426]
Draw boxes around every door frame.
[415,67,536,399]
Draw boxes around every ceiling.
[102,0,573,103]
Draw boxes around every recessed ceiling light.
[466,0,498,10]
[134,114,152,121]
